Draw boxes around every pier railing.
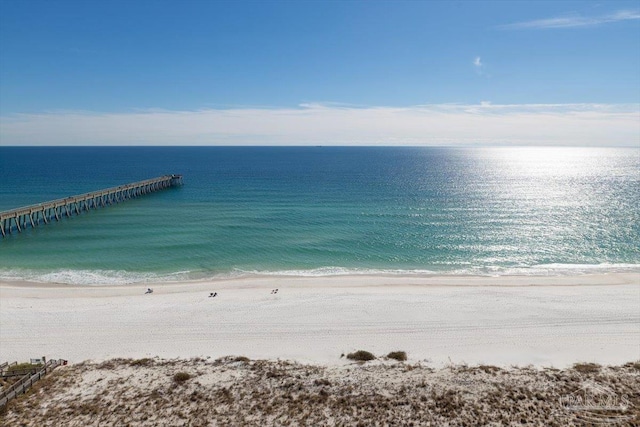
[0,174,182,237]
[0,359,66,408]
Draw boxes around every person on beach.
[145,288,153,294]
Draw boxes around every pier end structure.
[0,174,183,237]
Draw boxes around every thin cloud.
[499,9,640,30]
[1,103,637,147]
[473,56,491,78]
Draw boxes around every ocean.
[0,146,638,285]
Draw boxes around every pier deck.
[0,174,182,237]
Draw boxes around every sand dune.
[3,357,640,426]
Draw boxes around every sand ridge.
[2,357,639,426]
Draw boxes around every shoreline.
[1,270,638,291]
[1,263,639,287]
[1,273,638,368]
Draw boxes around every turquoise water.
[1,146,638,285]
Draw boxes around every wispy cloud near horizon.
[1,103,638,147]
[499,9,640,30]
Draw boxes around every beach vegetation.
[387,351,407,362]
[6,362,42,373]
[572,362,601,374]
[96,359,124,370]
[431,389,464,416]
[3,357,640,426]
[173,372,191,383]
[129,358,153,367]
[477,365,502,375]
[346,350,376,362]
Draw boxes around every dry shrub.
[387,351,407,362]
[7,362,42,373]
[477,365,501,374]
[572,362,601,374]
[129,358,153,367]
[173,372,191,383]
[346,350,376,362]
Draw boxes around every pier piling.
[0,174,182,238]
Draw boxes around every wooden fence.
[0,359,65,408]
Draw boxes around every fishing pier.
[0,174,182,237]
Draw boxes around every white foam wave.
[0,269,194,286]
[233,267,439,277]
[1,263,638,285]
[230,263,640,278]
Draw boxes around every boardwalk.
[0,175,182,237]
[0,359,65,408]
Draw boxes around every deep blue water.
[1,146,638,284]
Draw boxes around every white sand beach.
[1,273,638,367]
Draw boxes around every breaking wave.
[1,263,638,286]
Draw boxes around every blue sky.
[0,0,638,146]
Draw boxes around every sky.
[0,0,638,146]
